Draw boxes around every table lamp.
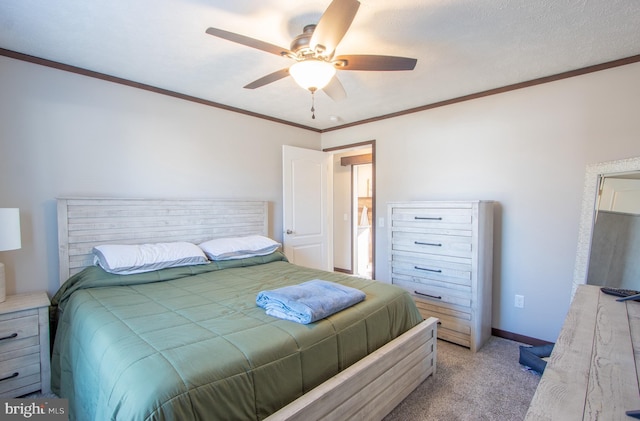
[0,208,21,303]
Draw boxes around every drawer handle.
[0,333,18,341]
[414,216,442,221]
[0,372,19,382]
[414,241,442,247]
[415,266,442,273]
[415,291,442,300]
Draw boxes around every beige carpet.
[384,336,541,421]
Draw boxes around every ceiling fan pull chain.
[310,88,316,119]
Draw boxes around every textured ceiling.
[1,0,639,131]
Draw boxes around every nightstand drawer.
[0,337,39,362]
[0,315,39,345]
[0,292,51,397]
[0,352,41,395]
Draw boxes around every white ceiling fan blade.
[310,0,360,57]
[322,76,347,101]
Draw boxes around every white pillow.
[199,235,281,261]
[93,242,208,275]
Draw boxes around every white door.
[282,145,333,271]
[600,177,640,214]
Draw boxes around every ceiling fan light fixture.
[289,60,336,91]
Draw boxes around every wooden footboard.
[267,317,438,421]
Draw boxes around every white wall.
[0,56,320,297]
[321,62,640,342]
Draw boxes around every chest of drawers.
[0,292,51,397]
[388,201,494,352]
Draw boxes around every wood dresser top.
[525,284,640,420]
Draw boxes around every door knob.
[286,229,294,234]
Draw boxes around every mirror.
[587,172,640,288]
[573,156,640,296]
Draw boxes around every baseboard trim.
[492,328,554,346]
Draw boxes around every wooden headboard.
[57,198,269,283]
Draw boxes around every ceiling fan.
[205,0,417,118]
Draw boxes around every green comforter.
[51,252,423,421]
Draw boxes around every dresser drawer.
[393,277,472,307]
[391,207,473,231]
[391,269,472,294]
[392,231,473,259]
[414,298,471,324]
[438,327,472,348]
[0,352,41,395]
[391,253,472,287]
[437,315,471,337]
[413,297,472,347]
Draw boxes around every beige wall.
[2,52,640,343]
[321,62,640,342]
[0,56,320,296]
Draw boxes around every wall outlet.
[514,295,525,308]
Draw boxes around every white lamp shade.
[289,60,336,91]
[0,208,21,251]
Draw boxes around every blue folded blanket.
[256,279,366,324]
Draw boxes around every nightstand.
[0,292,51,397]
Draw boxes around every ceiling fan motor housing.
[290,25,325,58]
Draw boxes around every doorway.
[353,162,373,278]
[325,141,376,279]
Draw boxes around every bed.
[51,198,438,421]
